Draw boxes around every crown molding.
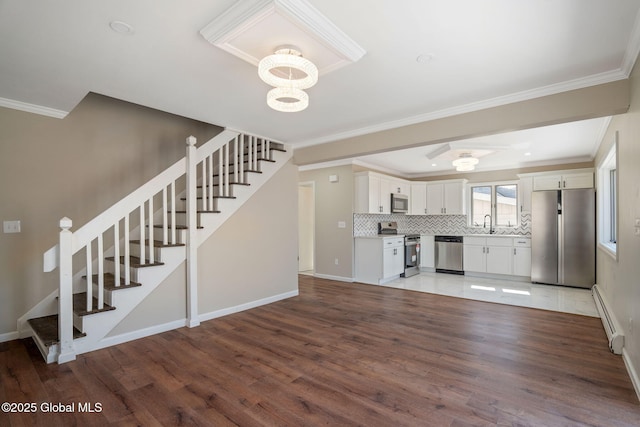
[0,97,68,119]
[294,69,628,148]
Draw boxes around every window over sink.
[470,182,519,230]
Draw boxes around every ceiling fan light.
[258,47,318,90]
[452,154,479,171]
[266,86,309,112]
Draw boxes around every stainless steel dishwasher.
[435,236,464,275]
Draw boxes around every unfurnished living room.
[2,1,640,426]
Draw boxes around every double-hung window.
[598,135,617,257]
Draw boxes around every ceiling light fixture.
[258,46,318,112]
[452,153,479,171]
[266,87,309,113]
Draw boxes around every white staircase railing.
[40,128,281,362]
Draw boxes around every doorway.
[298,181,315,273]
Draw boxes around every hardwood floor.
[2,275,639,426]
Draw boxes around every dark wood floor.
[2,275,639,426]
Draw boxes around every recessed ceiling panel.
[200,0,365,75]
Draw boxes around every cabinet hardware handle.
[486,247,489,254]
[563,180,566,188]
[483,247,485,254]
[558,181,561,188]
[514,248,516,255]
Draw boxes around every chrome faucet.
[483,214,495,234]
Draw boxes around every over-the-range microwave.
[391,193,409,213]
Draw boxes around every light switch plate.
[338,221,346,228]
[3,220,21,233]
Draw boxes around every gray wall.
[298,165,354,280]
[109,160,299,335]
[595,63,640,391]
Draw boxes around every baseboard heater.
[592,284,624,355]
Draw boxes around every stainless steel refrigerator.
[531,188,595,288]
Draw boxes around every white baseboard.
[622,348,640,403]
[313,273,354,283]
[199,289,299,322]
[93,319,188,352]
[0,330,20,343]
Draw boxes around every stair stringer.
[60,146,292,358]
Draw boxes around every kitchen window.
[598,134,617,258]
[470,183,518,229]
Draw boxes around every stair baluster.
[148,197,154,264]
[114,220,121,288]
[124,214,131,286]
[85,240,93,309]
[97,234,104,310]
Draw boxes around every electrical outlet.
[3,220,21,233]
[334,258,339,265]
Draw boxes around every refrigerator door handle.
[558,213,563,284]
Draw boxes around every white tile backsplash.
[353,213,531,237]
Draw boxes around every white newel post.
[185,136,200,327]
[58,217,76,363]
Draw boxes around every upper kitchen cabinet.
[518,176,533,214]
[425,180,466,215]
[354,171,409,214]
[410,183,427,215]
[532,169,594,191]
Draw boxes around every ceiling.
[1,1,639,172]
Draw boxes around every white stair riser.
[151,227,187,244]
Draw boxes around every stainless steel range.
[401,234,421,278]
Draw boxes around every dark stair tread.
[72,292,116,317]
[130,239,185,248]
[105,256,164,268]
[28,315,86,347]
[173,210,221,214]
[152,224,204,229]
[197,182,250,188]
[84,273,143,291]
[180,196,236,201]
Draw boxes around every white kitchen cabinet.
[519,176,533,214]
[425,180,466,215]
[533,171,593,191]
[463,236,514,275]
[355,236,405,285]
[354,172,409,214]
[512,237,532,277]
[420,235,435,269]
[410,183,427,215]
[383,244,405,279]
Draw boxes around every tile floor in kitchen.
[302,271,599,318]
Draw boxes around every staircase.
[18,129,291,363]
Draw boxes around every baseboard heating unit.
[592,284,624,355]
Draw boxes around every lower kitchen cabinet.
[512,238,532,277]
[420,235,435,270]
[463,236,531,277]
[463,237,512,275]
[355,236,405,285]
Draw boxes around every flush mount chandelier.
[452,153,479,171]
[258,46,318,112]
